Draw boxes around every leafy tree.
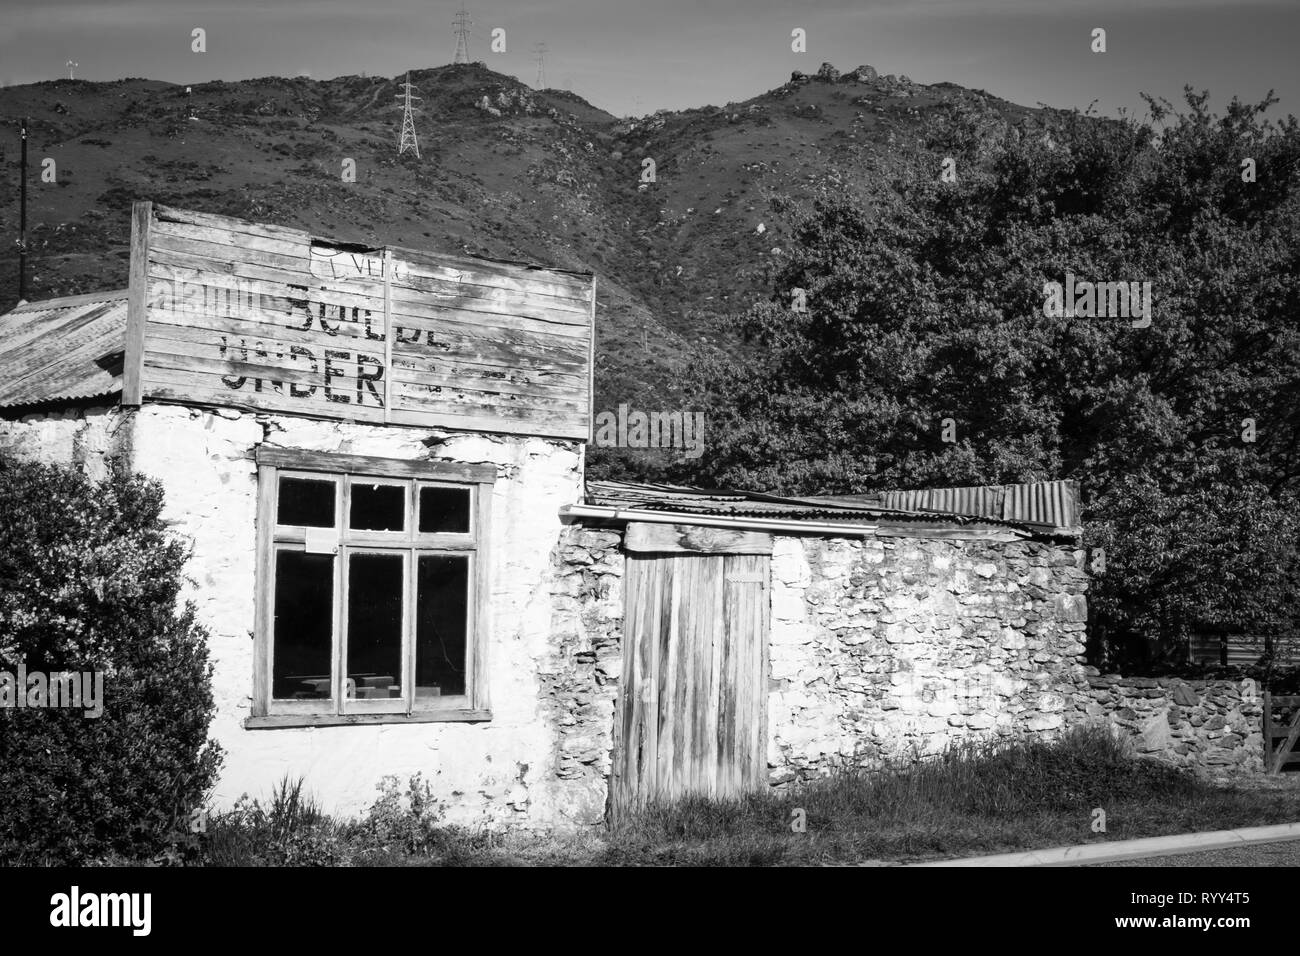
[0,457,222,863]
[688,90,1300,666]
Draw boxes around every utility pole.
[18,116,28,303]
[532,43,547,90]
[452,4,473,64]
[396,73,422,158]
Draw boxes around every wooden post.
[587,275,597,444]
[17,117,28,303]
[1263,692,1274,773]
[382,248,394,423]
[122,201,153,406]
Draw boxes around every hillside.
[0,62,1044,467]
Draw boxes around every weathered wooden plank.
[123,202,153,405]
[656,556,679,800]
[730,555,754,791]
[153,220,593,313]
[149,254,591,343]
[387,294,592,338]
[587,278,597,444]
[251,461,276,717]
[143,365,390,423]
[719,570,740,798]
[155,210,591,301]
[394,382,587,420]
[389,354,587,399]
[254,446,495,482]
[644,556,664,806]
[625,522,774,555]
[245,709,492,728]
[754,554,771,791]
[1271,707,1300,774]
[153,203,592,286]
[149,304,588,379]
[394,245,594,302]
[1264,692,1274,769]
[702,556,724,797]
[143,352,386,413]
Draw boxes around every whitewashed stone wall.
[538,523,624,825]
[0,405,132,481]
[124,404,597,826]
[768,534,1090,784]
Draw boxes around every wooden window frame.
[247,447,494,728]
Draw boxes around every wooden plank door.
[611,526,771,816]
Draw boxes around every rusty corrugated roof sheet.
[585,480,1075,534]
[0,290,128,409]
[878,480,1080,532]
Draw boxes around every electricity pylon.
[452,4,473,64]
[396,73,422,158]
[532,43,547,90]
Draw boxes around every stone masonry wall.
[1071,673,1265,775]
[0,405,133,481]
[538,522,624,825]
[768,533,1090,784]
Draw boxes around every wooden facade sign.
[124,202,595,440]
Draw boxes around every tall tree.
[689,90,1300,664]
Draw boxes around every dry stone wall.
[1073,673,1265,775]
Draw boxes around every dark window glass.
[416,555,468,698]
[418,486,471,534]
[278,477,335,528]
[350,483,406,532]
[346,554,404,699]
[272,551,334,700]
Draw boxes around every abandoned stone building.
[0,202,1110,828]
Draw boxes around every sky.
[1,0,1297,120]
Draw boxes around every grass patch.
[190,727,1299,866]
[601,726,1299,865]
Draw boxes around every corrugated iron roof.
[878,480,1080,532]
[0,290,128,409]
[585,479,1076,534]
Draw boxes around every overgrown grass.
[601,725,1300,865]
[193,727,1300,866]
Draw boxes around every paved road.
[1091,838,1300,866]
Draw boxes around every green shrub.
[358,773,446,855]
[203,777,345,866]
[0,456,222,864]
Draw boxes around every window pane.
[346,554,404,699]
[418,486,471,534]
[278,477,335,528]
[416,555,468,698]
[350,482,406,532]
[272,551,334,700]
